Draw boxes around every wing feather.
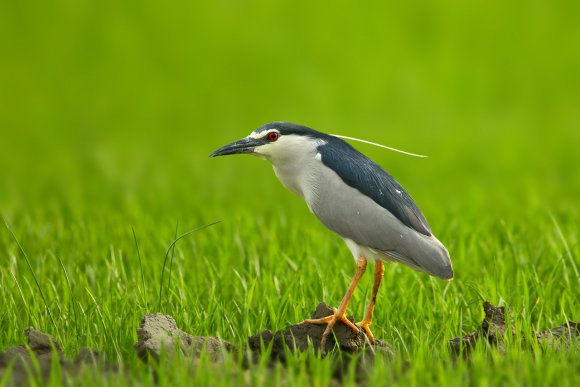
[318,139,432,236]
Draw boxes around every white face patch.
[248,130,278,140]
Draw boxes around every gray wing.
[307,163,452,279]
[318,139,432,236]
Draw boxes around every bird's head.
[209,122,328,164]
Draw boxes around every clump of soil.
[449,301,580,359]
[534,321,580,348]
[245,302,395,380]
[246,303,394,361]
[135,313,235,363]
[0,328,113,386]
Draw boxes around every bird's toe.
[303,308,360,334]
[357,320,375,343]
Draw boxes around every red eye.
[267,131,280,142]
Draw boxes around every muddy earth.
[1,301,577,384]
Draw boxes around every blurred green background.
[1,0,579,225]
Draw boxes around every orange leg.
[303,257,367,347]
[357,261,384,342]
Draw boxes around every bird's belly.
[343,238,385,263]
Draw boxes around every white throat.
[254,134,326,199]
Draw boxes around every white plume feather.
[330,134,428,158]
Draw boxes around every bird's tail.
[382,235,453,280]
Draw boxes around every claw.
[357,320,375,342]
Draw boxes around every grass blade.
[166,221,179,311]
[157,220,222,311]
[132,226,149,309]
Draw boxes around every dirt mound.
[135,312,235,363]
[246,303,393,361]
[0,328,113,386]
[449,301,580,359]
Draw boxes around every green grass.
[1,188,579,385]
[1,0,580,385]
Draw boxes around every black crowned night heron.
[210,122,453,344]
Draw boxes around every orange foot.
[303,308,360,349]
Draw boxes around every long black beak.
[209,137,261,157]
